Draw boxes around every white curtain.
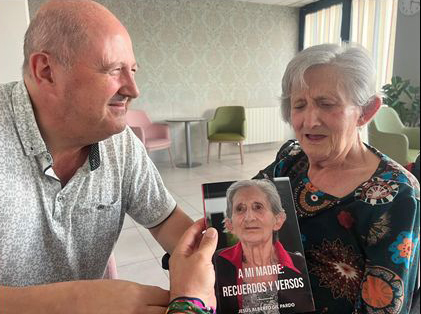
[304,3,343,49]
[351,0,398,90]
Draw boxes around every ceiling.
[234,0,318,7]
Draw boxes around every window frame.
[298,0,352,51]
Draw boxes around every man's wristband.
[166,297,216,314]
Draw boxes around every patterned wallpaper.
[28,0,298,161]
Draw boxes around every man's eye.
[110,68,122,74]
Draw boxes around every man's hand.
[2,280,169,314]
[169,218,218,308]
[74,280,169,314]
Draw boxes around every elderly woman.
[255,44,420,313]
[214,179,314,314]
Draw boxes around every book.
[202,178,315,314]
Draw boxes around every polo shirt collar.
[88,143,100,171]
[12,81,101,171]
[12,81,47,157]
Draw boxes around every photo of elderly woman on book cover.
[202,178,314,314]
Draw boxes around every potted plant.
[382,76,420,127]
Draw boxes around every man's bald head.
[23,0,125,75]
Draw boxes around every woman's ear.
[358,96,382,126]
[224,218,233,233]
[273,212,286,232]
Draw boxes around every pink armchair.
[126,109,174,166]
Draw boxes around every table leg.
[185,121,192,167]
[176,121,201,168]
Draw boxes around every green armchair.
[207,106,246,164]
[368,106,420,166]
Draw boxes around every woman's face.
[227,186,284,245]
[290,65,363,163]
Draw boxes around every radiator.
[244,106,283,145]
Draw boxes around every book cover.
[202,178,315,314]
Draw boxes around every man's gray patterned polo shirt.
[0,81,176,286]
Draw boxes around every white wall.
[393,0,420,86]
[0,0,29,83]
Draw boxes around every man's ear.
[358,96,382,126]
[28,52,55,85]
[273,212,286,232]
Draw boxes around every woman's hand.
[168,218,218,308]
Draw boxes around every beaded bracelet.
[166,297,216,314]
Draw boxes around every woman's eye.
[292,103,305,109]
[318,100,336,108]
[253,204,263,211]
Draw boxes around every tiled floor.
[114,146,280,289]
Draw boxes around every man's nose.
[120,71,140,99]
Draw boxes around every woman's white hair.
[224,179,286,241]
[225,179,286,219]
[281,43,378,123]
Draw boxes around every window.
[304,3,343,49]
[299,0,398,89]
[299,0,352,51]
[351,0,398,89]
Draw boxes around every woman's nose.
[303,105,321,129]
[244,208,256,220]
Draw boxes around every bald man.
[0,1,193,312]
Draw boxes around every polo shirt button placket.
[45,153,53,164]
[54,195,65,218]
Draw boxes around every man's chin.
[111,123,127,135]
[100,121,127,141]
[108,113,128,130]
